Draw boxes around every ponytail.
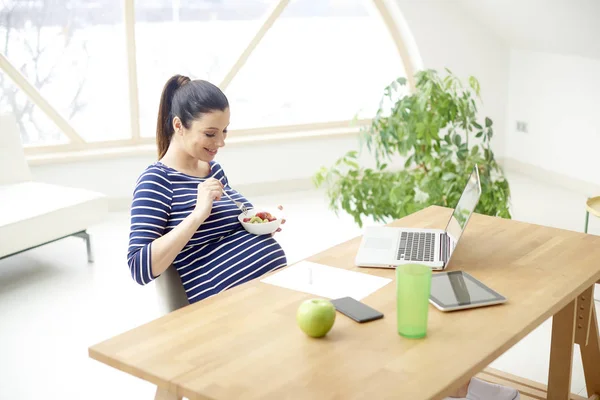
[156,74,190,159]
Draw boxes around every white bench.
[0,114,108,262]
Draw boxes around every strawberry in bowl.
[242,211,277,224]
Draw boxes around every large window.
[0,68,69,145]
[0,0,130,145]
[135,1,277,138]
[225,0,405,129]
[0,0,414,156]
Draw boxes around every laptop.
[355,164,482,270]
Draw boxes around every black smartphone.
[331,296,384,323]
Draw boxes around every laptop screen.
[444,165,482,252]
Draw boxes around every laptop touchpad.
[365,237,393,250]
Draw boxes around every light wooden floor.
[0,170,598,399]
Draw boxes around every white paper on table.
[260,261,392,301]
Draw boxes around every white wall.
[30,135,388,205]
[457,0,600,61]
[506,49,600,186]
[396,0,511,156]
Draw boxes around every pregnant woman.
[126,74,287,304]
[125,73,518,400]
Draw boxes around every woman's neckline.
[156,160,214,179]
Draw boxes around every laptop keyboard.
[397,232,435,262]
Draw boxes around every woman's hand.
[272,205,286,236]
[192,178,223,223]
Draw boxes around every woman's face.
[174,108,230,162]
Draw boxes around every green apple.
[296,298,336,338]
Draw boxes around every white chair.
[0,113,108,262]
[154,267,189,400]
[155,265,189,314]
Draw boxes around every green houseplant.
[314,69,511,227]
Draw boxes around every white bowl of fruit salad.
[238,208,283,236]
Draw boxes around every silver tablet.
[429,271,507,312]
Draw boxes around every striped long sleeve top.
[126,161,287,304]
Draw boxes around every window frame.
[0,0,417,163]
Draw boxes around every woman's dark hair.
[156,74,229,159]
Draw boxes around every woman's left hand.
[272,205,286,236]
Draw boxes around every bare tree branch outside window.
[0,0,89,145]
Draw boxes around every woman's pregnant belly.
[174,229,288,304]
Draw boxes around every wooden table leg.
[580,289,600,397]
[547,299,577,399]
[155,387,182,400]
[479,291,598,400]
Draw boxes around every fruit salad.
[243,211,277,224]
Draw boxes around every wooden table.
[89,206,600,400]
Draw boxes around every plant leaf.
[453,134,462,146]
[442,172,456,181]
[468,76,481,96]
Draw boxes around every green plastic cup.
[396,263,432,339]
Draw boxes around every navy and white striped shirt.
[127,161,287,304]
